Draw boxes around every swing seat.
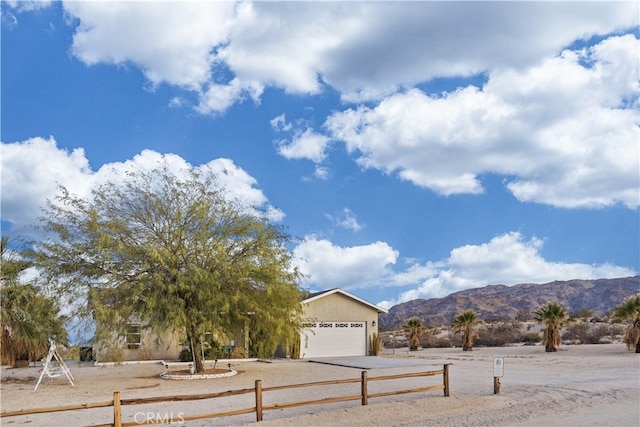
[44,365,68,377]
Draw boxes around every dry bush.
[136,346,154,360]
[230,346,245,359]
[562,322,624,344]
[420,330,453,348]
[475,321,523,347]
[100,345,124,363]
[521,332,541,345]
[369,332,380,356]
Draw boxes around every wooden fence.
[1,364,450,426]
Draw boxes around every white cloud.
[325,208,363,232]
[64,1,235,91]
[294,238,398,290]
[0,137,283,237]
[314,166,329,180]
[5,0,52,13]
[52,2,638,203]
[291,231,635,309]
[276,129,331,163]
[323,35,640,208]
[377,232,637,308]
[196,78,264,116]
[0,137,95,231]
[270,114,292,132]
[57,1,637,112]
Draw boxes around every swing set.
[34,341,75,391]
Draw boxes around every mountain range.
[379,276,640,330]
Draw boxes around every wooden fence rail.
[1,364,450,426]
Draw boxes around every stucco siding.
[302,292,381,356]
[303,293,377,323]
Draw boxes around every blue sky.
[2,1,639,309]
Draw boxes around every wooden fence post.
[255,379,263,422]
[443,364,450,397]
[361,371,368,406]
[113,391,122,427]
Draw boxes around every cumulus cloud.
[0,137,95,230]
[4,0,52,13]
[322,35,640,208]
[64,1,235,91]
[294,238,399,290]
[2,0,52,28]
[276,128,331,164]
[292,232,636,309]
[53,3,637,204]
[314,166,330,180]
[0,137,283,237]
[325,208,364,232]
[377,232,637,308]
[52,1,637,112]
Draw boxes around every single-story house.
[94,288,387,361]
[299,288,388,358]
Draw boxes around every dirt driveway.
[1,344,638,426]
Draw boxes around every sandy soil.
[1,343,638,427]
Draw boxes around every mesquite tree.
[32,167,303,372]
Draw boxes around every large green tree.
[32,167,303,372]
[452,310,482,351]
[534,301,572,352]
[612,293,640,353]
[1,237,67,366]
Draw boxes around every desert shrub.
[369,332,380,356]
[202,341,224,360]
[205,346,222,359]
[383,334,408,349]
[562,322,589,342]
[179,342,224,362]
[230,346,245,359]
[100,345,124,363]
[420,330,453,348]
[608,324,625,336]
[571,308,594,319]
[136,346,154,360]
[178,348,192,362]
[475,322,523,347]
[521,332,541,344]
[563,322,624,344]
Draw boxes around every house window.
[126,324,142,349]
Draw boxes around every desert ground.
[1,343,638,427]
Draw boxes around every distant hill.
[379,276,640,330]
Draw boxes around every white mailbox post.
[493,357,504,394]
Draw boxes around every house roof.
[302,288,388,314]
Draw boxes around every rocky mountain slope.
[379,276,640,330]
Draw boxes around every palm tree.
[1,237,67,366]
[402,317,426,351]
[534,302,572,352]
[612,293,640,353]
[452,310,483,351]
